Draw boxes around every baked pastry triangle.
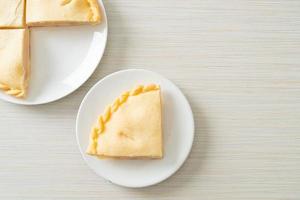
[0,29,30,98]
[0,0,25,28]
[87,84,163,159]
[26,0,101,26]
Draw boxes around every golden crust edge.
[26,0,102,27]
[0,84,25,98]
[87,0,102,23]
[26,20,100,27]
[95,155,163,160]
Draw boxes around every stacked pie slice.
[0,0,102,98]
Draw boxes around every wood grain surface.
[1,0,300,199]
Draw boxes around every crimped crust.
[87,84,160,156]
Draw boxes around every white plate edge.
[75,69,195,188]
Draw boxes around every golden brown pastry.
[87,84,163,159]
[0,29,30,98]
[26,0,102,26]
[0,0,25,28]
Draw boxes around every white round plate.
[76,69,194,188]
[0,0,108,105]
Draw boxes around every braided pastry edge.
[86,84,160,155]
[0,83,25,98]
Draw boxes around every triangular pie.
[0,29,30,98]
[26,0,101,26]
[0,0,25,28]
[87,84,163,159]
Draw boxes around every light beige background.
[1,0,300,199]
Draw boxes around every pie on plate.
[0,0,104,100]
[0,0,25,28]
[26,0,102,26]
[87,84,163,159]
[0,29,30,98]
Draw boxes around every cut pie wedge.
[0,29,30,98]
[87,84,163,159]
[0,0,25,28]
[26,0,102,26]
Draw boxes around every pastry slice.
[0,29,30,98]
[87,84,163,159]
[26,0,102,26]
[0,0,25,28]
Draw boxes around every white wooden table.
[1,0,300,199]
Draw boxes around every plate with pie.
[76,69,194,187]
[0,0,107,105]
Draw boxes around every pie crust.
[0,0,102,99]
[0,29,30,98]
[0,0,25,28]
[26,0,101,26]
[87,84,163,159]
